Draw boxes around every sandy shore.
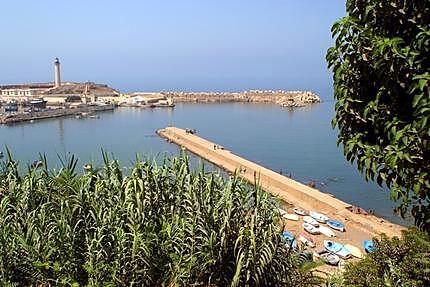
[157,127,404,272]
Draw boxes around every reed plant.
[0,151,320,286]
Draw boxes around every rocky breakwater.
[0,104,114,124]
[162,90,321,107]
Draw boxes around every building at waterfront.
[0,83,54,98]
[0,58,120,104]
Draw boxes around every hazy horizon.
[0,0,346,100]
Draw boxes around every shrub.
[0,152,320,286]
[329,227,430,287]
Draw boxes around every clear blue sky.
[0,0,346,98]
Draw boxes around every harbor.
[0,104,114,124]
[157,126,404,269]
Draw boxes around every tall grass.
[0,152,320,286]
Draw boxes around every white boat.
[303,222,320,235]
[345,244,363,259]
[315,250,340,266]
[310,211,329,223]
[293,207,307,216]
[318,225,336,237]
[283,213,299,221]
[303,216,319,227]
[278,208,287,216]
[299,232,316,248]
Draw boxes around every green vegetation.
[327,227,430,287]
[327,0,430,230]
[0,152,320,286]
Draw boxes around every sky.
[0,0,346,99]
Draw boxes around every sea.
[0,101,409,225]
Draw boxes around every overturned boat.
[310,211,329,223]
[327,219,345,232]
[324,240,351,259]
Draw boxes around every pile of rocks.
[162,90,321,107]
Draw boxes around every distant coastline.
[0,58,321,109]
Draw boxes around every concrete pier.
[158,127,403,252]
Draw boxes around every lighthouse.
[54,57,61,87]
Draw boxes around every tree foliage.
[328,227,430,287]
[327,0,430,230]
[0,152,320,286]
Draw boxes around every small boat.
[282,231,297,249]
[345,244,363,259]
[315,250,340,266]
[363,240,375,253]
[324,240,351,259]
[318,226,336,237]
[293,207,307,216]
[303,222,320,235]
[303,216,319,227]
[5,101,18,112]
[327,219,345,232]
[310,211,329,223]
[283,213,299,221]
[278,208,287,216]
[299,232,316,248]
[0,151,3,159]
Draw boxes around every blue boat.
[326,219,345,232]
[363,240,375,253]
[282,231,297,249]
[324,240,351,259]
[4,101,18,112]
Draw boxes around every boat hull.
[303,216,319,227]
[345,244,363,259]
[363,240,375,253]
[303,223,320,235]
[282,231,297,249]
[324,240,351,259]
[293,207,307,216]
[310,211,329,223]
[318,226,336,237]
[327,219,345,232]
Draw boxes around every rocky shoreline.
[162,90,321,107]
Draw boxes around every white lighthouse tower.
[54,57,61,87]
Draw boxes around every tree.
[326,0,430,230]
[327,227,430,287]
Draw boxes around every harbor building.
[0,58,120,104]
[0,83,54,98]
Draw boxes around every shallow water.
[0,101,408,225]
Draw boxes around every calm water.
[0,102,407,225]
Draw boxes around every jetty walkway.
[157,127,403,254]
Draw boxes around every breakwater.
[162,90,321,107]
[157,127,403,251]
[0,105,114,124]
